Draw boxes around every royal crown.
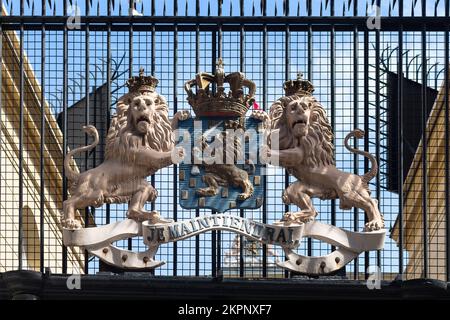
[283,72,315,96]
[126,67,159,93]
[184,59,256,117]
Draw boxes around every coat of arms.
[62,65,385,276]
[177,59,264,212]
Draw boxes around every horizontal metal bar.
[1,16,450,30]
[2,22,449,32]
[2,15,450,24]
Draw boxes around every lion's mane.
[105,92,174,163]
[269,94,335,167]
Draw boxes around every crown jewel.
[184,58,256,117]
[126,67,159,93]
[283,72,315,96]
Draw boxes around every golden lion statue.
[62,90,187,229]
[253,94,384,231]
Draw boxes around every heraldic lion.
[254,95,384,231]
[62,91,187,229]
[193,120,255,201]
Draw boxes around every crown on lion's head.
[283,72,315,97]
[126,67,159,93]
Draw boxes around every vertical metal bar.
[105,0,112,226]
[147,6,156,276]
[216,0,223,276]
[239,16,245,277]
[364,30,369,279]
[262,24,267,277]
[353,0,359,280]
[284,22,290,279]
[445,21,450,283]
[127,0,134,60]
[150,5,156,213]
[62,0,68,273]
[375,23,381,269]
[211,30,217,278]
[85,0,90,188]
[218,25,222,60]
[398,22,404,277]
[195,18,200,277]
[39,1,46,274]
[330,25,336,250]
[421,23,428,278]
[353,23,359,280]
[128,0,134,252]
[84,0,90,275]
[173,0,178,277]
[18,0,25,271]
[217,218,221,275]
[307,24,312,257]
[212,216,217,277]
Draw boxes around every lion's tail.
[344,129,378,183]
[64,125,99,182]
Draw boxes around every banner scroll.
[63,215,385,274]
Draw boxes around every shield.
[178,116,264,212]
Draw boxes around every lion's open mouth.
[137,115,151,124]
[292,118,307,128]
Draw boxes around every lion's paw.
[281,190,291,205]
[128,209,150,222]
[282,211,298,222]
[148,211,173,224]
[61,218,82,229]
[300,215,316,223]
[171,146,186,164]
[364,219,384,232]
[237,192,252,201]
[259,144,271,165]
[196,188,218,197]
[250,110,269,122]
[148,188,158,202]
[128,209,173,224]
[282,210,316,224]
[175,110,191,121]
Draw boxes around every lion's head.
[269,94,334,167]
[105,92,174,163]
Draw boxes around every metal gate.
[1,0,450,282]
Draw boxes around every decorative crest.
[184,58,256,117]
[283,72,315,96]
[126,67,159,93]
